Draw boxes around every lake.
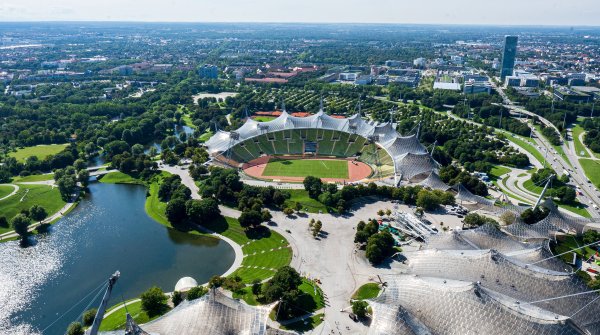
[0,182,235,335]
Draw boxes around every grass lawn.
[572,125,590,158]
[253,116,277,122]
[579,159,600,188]
[98,171,143,184]
[181,114,197,129]
[0,185,14,199]
[521,180,590,218]
[232,286,261,306]
[198,130,213,143]
[145,177,169,226]
[0,184,66,234]
[201,216,292,283]
[282,313,324,332]
[503,132,547,167]
[489,165,511,181]
[11,174,54,183]
[284,189,328,213]
[263,159,348,179]
[552,235,598,264]
[351,283,381,300]
[8,144,69,162]
[99,300,170,331]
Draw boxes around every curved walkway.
[0,183,19,201]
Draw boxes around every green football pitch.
[262,159,349,179]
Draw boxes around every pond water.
[0,182,235,335]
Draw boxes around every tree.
[185,198,220,222]
[365,231,395,264]
[11,214,31,238]
[377,209,384,217]
[500,211,517,225]
[140,286,168,317]
[583,230,600,245]
[463,213,497,228]
[239,210,263,229]
[29,205,47,223]
[82,308,97,327]
[172,291,183,306]
[166,198,187,224]
[385,209,392,218]
[57,175,77,201]
[252,279,262,296]
[352,300,369,318]
[263,266,302,303]
[261,209,272,222]
[416,190,441,211]
[312,220,323,238]
[0,216,7,228]
[187,286,209,300]
[78,169,90,187]
[208,276,226,288]
[66,322,84,335]
[283,207,294,216]
[294,201,303,213]
[303,176,323,199]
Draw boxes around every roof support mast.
[86,271,120,335]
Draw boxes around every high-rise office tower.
[500,36,518,80]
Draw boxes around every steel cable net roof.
[139,290,272,335]
[424,223,543,253]
[417,172,451,191]
[402,248,600,331]
[205,110,435,181]
[368,276,588,335]
[504,200,593,240]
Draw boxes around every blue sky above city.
[0,0,598,25]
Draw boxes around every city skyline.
[1,0,599,26]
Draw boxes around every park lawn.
[99,300,170,331]
[284,189,328,213]
[11,174,54,183]
[181,114,197,129]
[253,116,276,122]
[198,130,213,143]
[489,165,511,181]
[352,283,381,300]
[263,159,349,179]
[521,180,590,218]
[552,235,597,263]
[232,286,261,306]
[503,133,547,167]
[8,144,69,162]
[202,216,292,283]
[0,184,66,234]
[579,159,600,188]
[0,185,14,199]
[145,179,170,227]
[281,313,324,332]
[99,171,143,185]
[572,125,590,158]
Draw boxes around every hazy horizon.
[1,0,598,26]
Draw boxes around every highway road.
[490,79,600,217]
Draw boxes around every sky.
[0,0,599,26]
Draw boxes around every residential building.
[198,64,218,79]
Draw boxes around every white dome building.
[174,276,198,293]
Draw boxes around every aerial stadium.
[205,105,438,185]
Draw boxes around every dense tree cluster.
[520,206,550,225]
[462,213,498,228]
[439,165,488,196]
[140,286,169,317]
[581,118,600,154]
[261,266,306,319]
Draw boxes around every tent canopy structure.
[205,109,439,183]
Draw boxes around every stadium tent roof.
[205,109,435,182]
[369,276,588,335]
[140,289,274,335]
[403,248,600,329]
